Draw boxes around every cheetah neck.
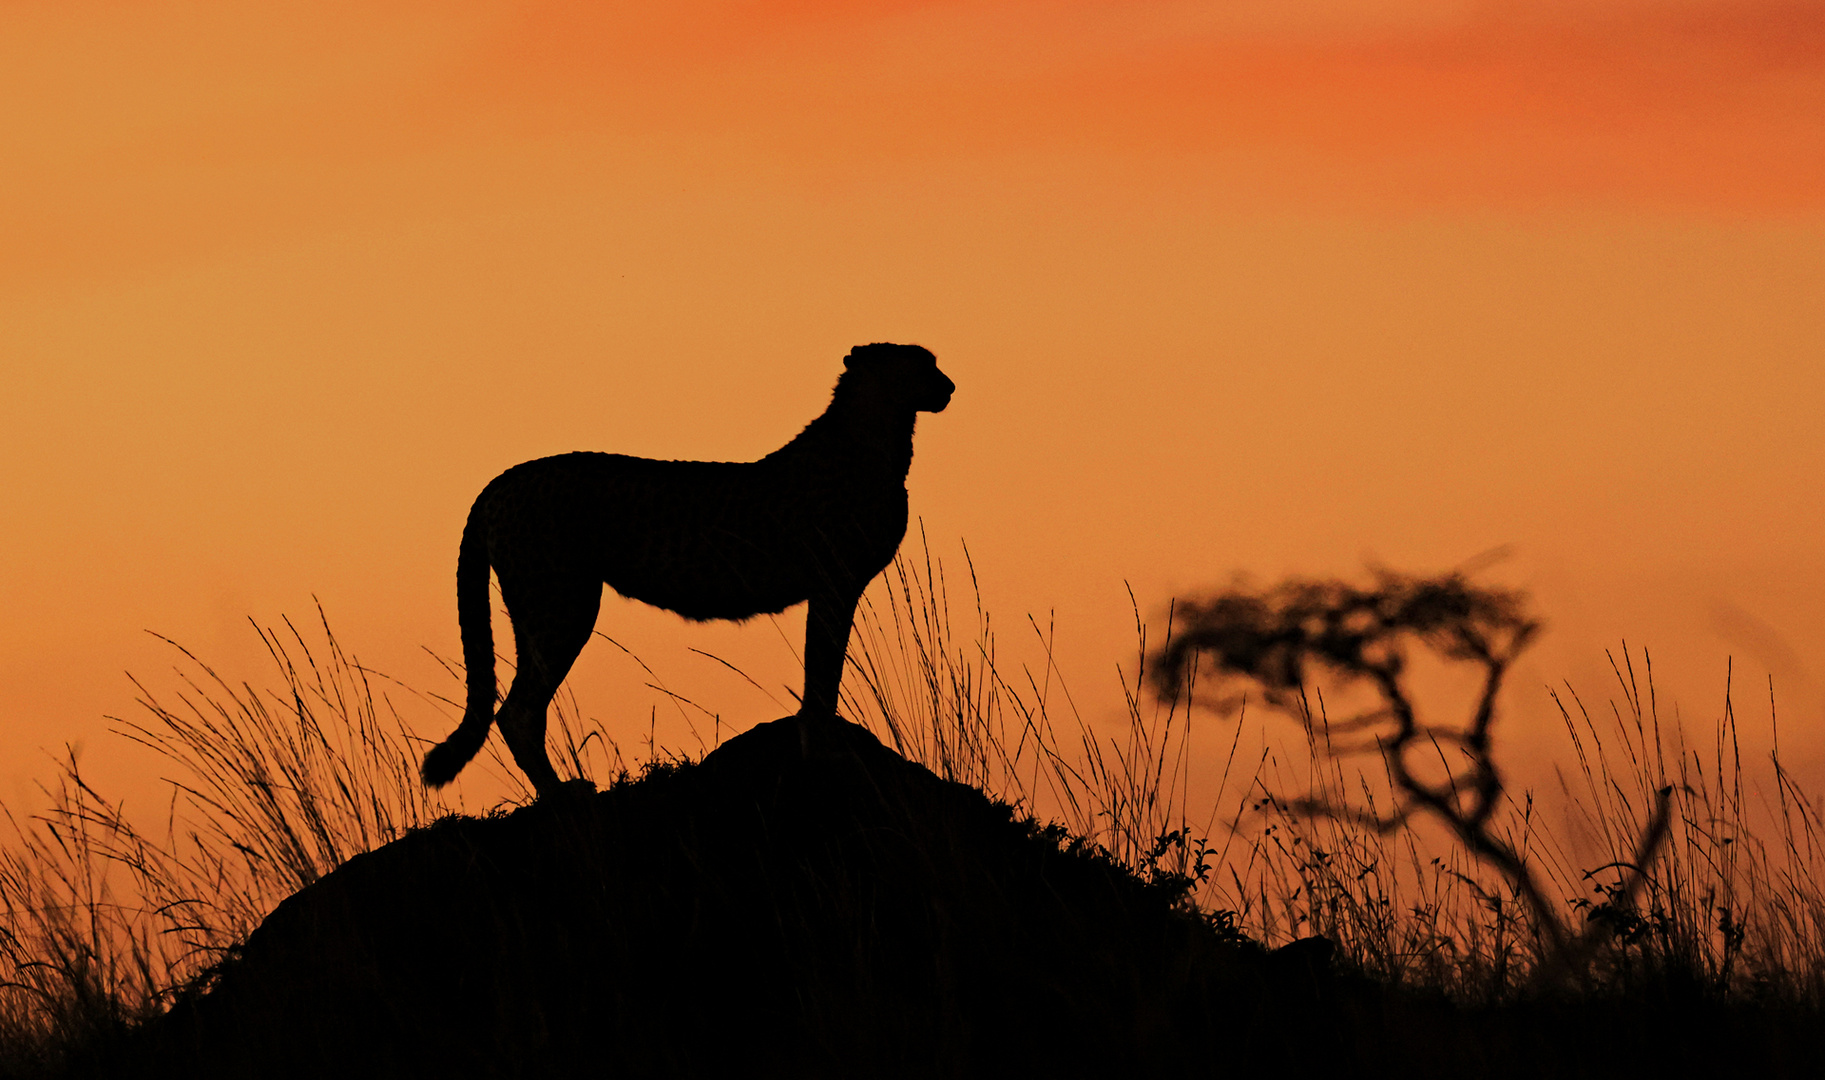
[768,391,916,477]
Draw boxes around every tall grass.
[841,546,1825,1001]
[2,544,1823,1071]
[0,613,428,1069]
[839,530,1210,879]
[1188,647,1825,1002]
[1551,652,1825,1000]
[0,609,600,1073]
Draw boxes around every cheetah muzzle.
[421,342,954,796]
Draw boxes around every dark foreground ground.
[87,719,1823,1078]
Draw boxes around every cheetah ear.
[843,342,897,370]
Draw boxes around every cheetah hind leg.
[497,576,601,797]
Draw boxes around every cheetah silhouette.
[421,343,954,795]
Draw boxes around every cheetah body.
[422,343,953,794]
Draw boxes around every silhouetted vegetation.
[1140,569,1825,1009]
[1,549,1822,1076]
[1147,571,1669,982]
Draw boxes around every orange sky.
[3,0,1823,820]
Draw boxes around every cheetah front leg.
[799,586,862,747]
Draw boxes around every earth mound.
[118,719,1330,1078]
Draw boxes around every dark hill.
[112,719,1332,1078]
[99,718,1821,1079]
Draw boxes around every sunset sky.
[3,0,1823,817]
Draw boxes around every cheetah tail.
[422,509,498,788]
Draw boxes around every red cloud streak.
[477,0,1825,212]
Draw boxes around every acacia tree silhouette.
[1148,569,1673,982]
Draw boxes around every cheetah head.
[843,343,954,413]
